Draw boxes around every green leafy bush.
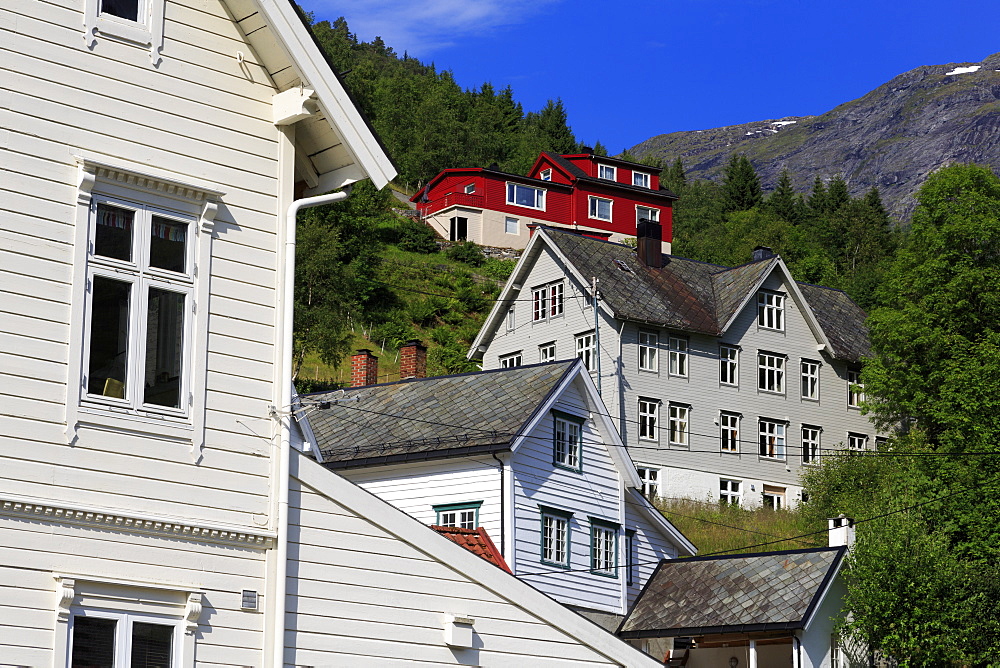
[445,241,485,266]
[396,220,440,254]
[480,257,516,281]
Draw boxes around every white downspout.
[271,187,351,668]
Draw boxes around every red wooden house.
[411,152,677,250]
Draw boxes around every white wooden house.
[1,0,664,664]
[298,357,697,630]
[469,226,882,508]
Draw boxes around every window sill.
[757,389,785,396]
[757,326,786,333]
[76,404,193,443]
[720,449,741,455]
[553,463,584,475]
[668,442,689,448]
[589,570,618,579]
[758,455,787,462]
[540,560,571,570]
[801,396,820,402]
[668,373,689,380]
[507,202,544,211]
[638,368,658,374]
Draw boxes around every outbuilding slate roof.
[542,228,870,362]
[617,547,846,638]
[301,360,577,469]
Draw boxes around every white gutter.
[271,187,351,668]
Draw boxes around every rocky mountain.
[630,52,1000,221]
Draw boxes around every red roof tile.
[431,526,512,573]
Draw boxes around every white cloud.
[304,0,562,56]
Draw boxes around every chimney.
[399,340,427,380]
[828,514,855,548]
[752,246,775,262]
[636,219,663,269]
[350,349,379,387]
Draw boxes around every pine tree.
[827,174,850,211]
[534,98,577,155]
[661,158,687,194]
[767,169,801,224]
[592,141,608,156]
[807,176,828,213]
[720,153,762,212]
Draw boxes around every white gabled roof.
[224,0,396,190]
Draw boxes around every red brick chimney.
[350,349,379,387]
[399,340,427,380]
[636,219,663,268]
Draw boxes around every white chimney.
[828,514,855,548]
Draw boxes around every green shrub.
[396,220,440,254]
[445,241,485,266]
[480,257,516,281]
[370,319,415,350]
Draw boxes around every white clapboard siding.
[510,377,625,614]
[341,459,503,539]
[286,451,658,668]
[624,492,678,607]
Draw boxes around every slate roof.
[302,360,577,469]
[432,526,512,573]
[542,228,870,362]
[617,547,846,639]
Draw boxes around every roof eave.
[322,442,513,470]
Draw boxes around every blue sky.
[299,0,1000,154]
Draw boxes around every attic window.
[613,259,633,273]
[84,0,165,65]
[540,169,552,181]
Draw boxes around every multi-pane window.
[540,169,552,181]
[762,485,785,510]
[84,200,193,414]
[464,183,476,194]
[875,436,887,451]
[638,330,658,372]
[499,352,522,368]
[598,164,616,181]
[505,306,515,331]
[669,403,690,446]
[637,466,660,498]
[507,182,545,209]
[539,342,556,363]
[801,360,820,400]
[636,206,659,224]
[504,216,518,235]
[590,521,618,577]
[71,612,178,668]
[668,337,688,377]
[576,331,596,371]
[847,369,865,408]
[435,502,481,529]
[802,425,821,464]
[553,413,583,470]
[758,352,785,393]
[638,398,658,442]
[757,291,785,330]
[541,509,571,567]
[589,196,612,221]
[720,479,741,505]
[848,432,868,451]
[759,419,786,459]
[532,281,564,321]
[720,412,740,452]
[633,172,650,188]
[719,345,739,386]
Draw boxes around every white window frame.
[720,479,741,505]
[638,330,658,372]
[598,164,617,181]
[669,403,690,447]
[68,157,219,456]
[504,216,519,235]
[762,485,786,510]
[590,519,618,578]
[720,412,740,453]
[633,172,651,188]
[54,575,201,668]
[553,412,583,471]
[539,168,552,181]
[638,398,659,442]
[636,205,659,224]
[499,351,522,368]
[847,369,865,408]
[540,508,571,567]
[757,291,785,331]
[668,336,688,377]
[506,182,546,210]
[758,352,786,394]
[759,419,787,459]
[505,305,515,332]
[589,196,613,221]
[83,0,166,65]
[576,331,596,371]
[434,502,482,529]
[848,432,868,451]
[532,281,564,322]
[720,344,739,386]
[802,425,821,464]
[539,341,556,363]
[464,183,476,194]
[637,466,660,499]
[801,359,820,400]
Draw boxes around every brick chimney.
[828,514,855,548]
[350,349,378,387]
[636,219,663,269]
[399,340,427,380]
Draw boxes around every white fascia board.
[248,0,396,189]
[626,488,698,557]
[801,547,847,632]
[289,450,663,667]
[507,360,581,456]
[572,363,642,490]
[719,258,834,352]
